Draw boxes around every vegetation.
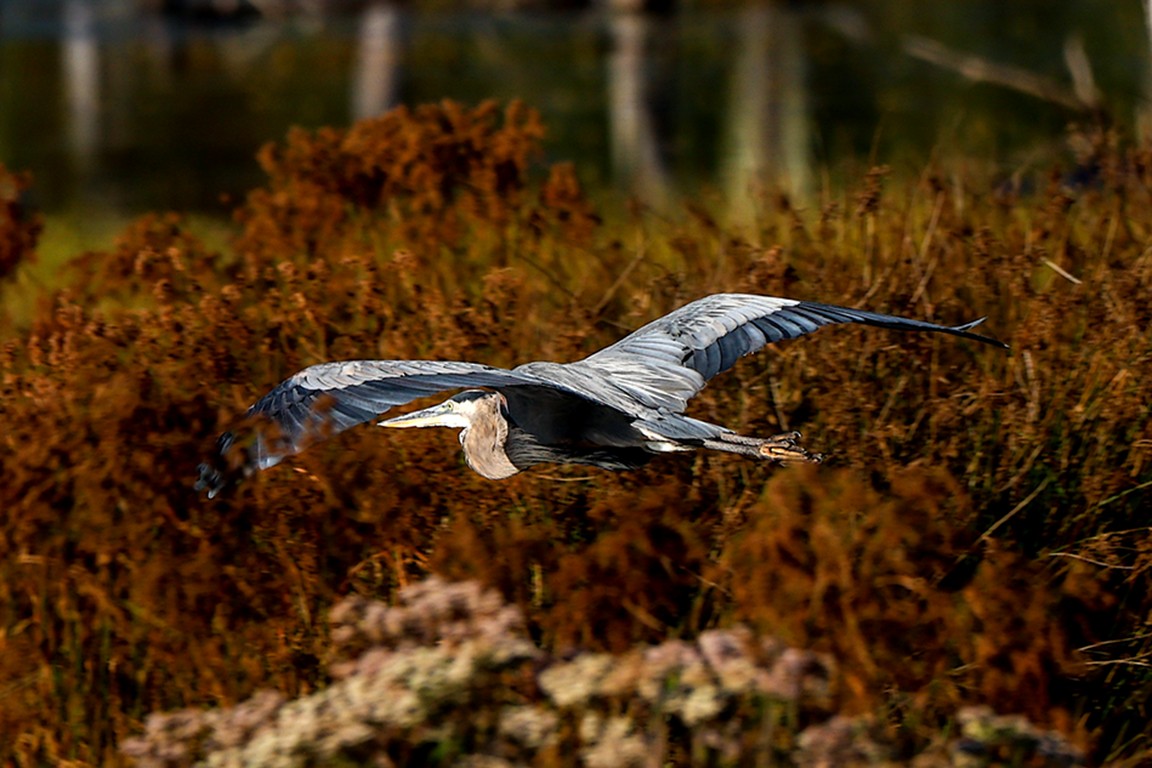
[0,100,1148,766]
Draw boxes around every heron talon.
[763,430,802,445]
[758,434,822,464]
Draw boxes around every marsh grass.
[0,101,1149,765]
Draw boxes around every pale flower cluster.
[536,626,834,728]
[121,577,1082,767]
[123,578,543,767]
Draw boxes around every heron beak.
[378,401,465,429]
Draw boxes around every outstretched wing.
[574,294,1007,413]
[195,360,584,497]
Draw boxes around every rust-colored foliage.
[722,468,1088,726]
[0,104,1149,765]
[233,99,597,263]
[62,213,226,304]
[0,163,41,281]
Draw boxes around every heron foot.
[758,431,823,464]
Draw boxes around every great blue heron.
[196,294,1007,497]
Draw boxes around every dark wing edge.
[576,294,1008,414]
[194,360,558,498]
[796,301,1010,350]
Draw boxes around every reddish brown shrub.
[0,163,41,281]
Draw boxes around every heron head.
[377,390,504,431]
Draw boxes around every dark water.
[0,0,1148,216]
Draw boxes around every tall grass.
[0,101,1148,765]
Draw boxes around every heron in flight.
[196,294,1006,497]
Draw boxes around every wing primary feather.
[700,343,722,378]
[278,403,309,438]
[751,317,786,343]
[764,315,807,339]
[776,309,824,334]
[714,335,742,373]
[951,317,987,332]
[796,301,1009,349]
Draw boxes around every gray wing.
[196,360,584,497]
[573,294,1007,413]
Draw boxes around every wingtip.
[194,431,239,499]
[194,462,225,499]
[953,316,987,332]
[951,317,1009,349]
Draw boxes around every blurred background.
[1,0,1149,230]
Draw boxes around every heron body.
[196,294,1007,496]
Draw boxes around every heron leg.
[702,431,823,464]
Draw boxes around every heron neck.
[460,420,519,480]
